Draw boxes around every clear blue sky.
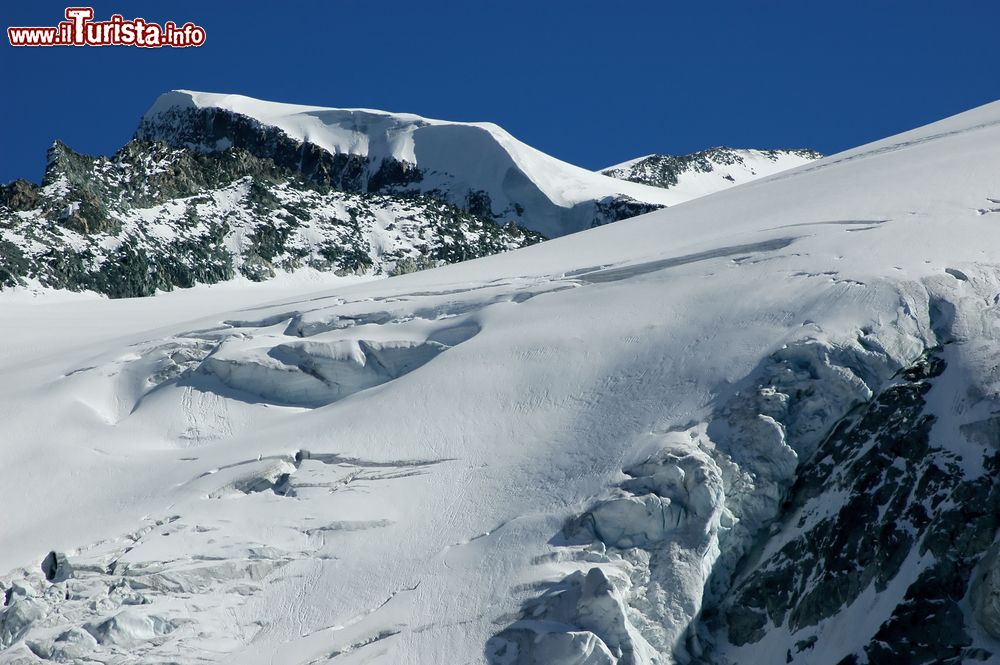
[2,1,999,184]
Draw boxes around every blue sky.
[2,1,999,184]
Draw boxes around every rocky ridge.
[0,138,543,298]
[602,148,821,190]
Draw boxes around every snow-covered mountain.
[2,91,813,299]
[601,147,821,197]
[137,91,677,238]
[4,97,1000,665]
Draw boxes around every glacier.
[2,98,1000,664]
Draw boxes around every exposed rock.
[0,179,39,211]
[973,543,1000,639]
[960,416,1000,449]
[137,102,667,237]
[588,196,664,228]
[716,350,1000,664]
[602,148,822,190]
[0,138,544,298]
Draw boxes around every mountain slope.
[138,91,677,238]
[0,138,542,297]
[3,92,815,299]
[3,99,1000,665]
[601,147,821,197]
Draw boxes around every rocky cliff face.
[0,137,543,298]
[717,349,1000,664]
[487,270,1000,665]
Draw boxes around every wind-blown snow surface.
[4,100,1000,664]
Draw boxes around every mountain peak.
[137,90,683,237]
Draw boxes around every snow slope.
[4,99,1000,664]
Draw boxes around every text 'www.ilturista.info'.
[8,7,206,48]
